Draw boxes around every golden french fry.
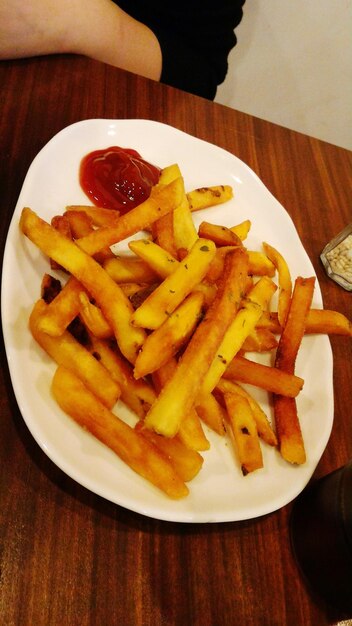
[75,176,184,256]
[64,209,94,237]
[30,300,121,409]
[275,276,315,374]
[247,251,276,277]
[173,196,198,253]
[134,291,204,379]
[151,204,177,257]
[262,242,292,326]
[175,409,210,451]
[241,328,278,352]
[201,276,277,395]
[216,379,277,446]
[135,421,204,482]
[152,359,210,451]
[273,395,306,464]
[187,185,233,211]
[273,276,315,464]
[191,281,217,308]
[223,355,304,397]
[256,311,282,333]
[257,308,352,337]
[206,247,275,283]
[52,365,189,498]
[159,163,198,253]
[150,164,182,257]
[198,221,242,247]
[65,210,115,263]
[131,238,216,330]
[104,256,158,283]
[78,292,113,339]
[87,334,156,418]
[195,392,227,436]
[305,309,352,336]
[65,205,120,227]
[120,282,153,300]
[230,220,251,241]
[20,207,146,363]
[223,392,263,475]
[50,214,72,270]
[37,275,83,336]
[129,238,179,279]
[144,248,248,437]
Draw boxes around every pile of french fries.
[19,163,352,499]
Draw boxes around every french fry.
[129,238,179,279]
[198,221,242,247]
[257,309,352,336]
[150,165,182,257]
[262,242,292,326]
[64,209,114,262]
[241,328,278,352]
[256,311,282,333]
[273,276,315,464]
[144,248,248,437]
[30,300,121,409]
[87,335,156,418]
[64,209,94,237]
[121,282,153,301]
[65,205,120,227]
[273,395,306,464]
[103,256,158,284]
[152,359,210,451]
[174,408,210,451]
[37,275,83,336]
[158,163,198,253]
[304,309,352,336]
[78,292,113,339]
[223,355,304,397]
[131,238,216,330]
[51,214,72,239]
[20,207,146,363]
[195,392,227,436]
[201,276,277,395]
[133,291,204,379]
[230,220,251,241]
[151,204,177,257]
[216,379,277,446]
[247,251,276,277]
[50,214,72,270]
[223,392,263,475]
[135,421,204,482]
[52,365,189,498]
[187,185,233,211]
[275,276,315,373]
[206,247,275,283]
[75,176,184,256]
[191,281,217,308]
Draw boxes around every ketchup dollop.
[79,147,161,214]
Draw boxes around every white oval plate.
[1,119,333,522]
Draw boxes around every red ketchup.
[79,147,161,214]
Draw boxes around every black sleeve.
[116,1,246,99]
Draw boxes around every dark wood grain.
[0,55,351,626]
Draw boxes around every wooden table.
[0,55,351,626]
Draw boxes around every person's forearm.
[0,0,162,81]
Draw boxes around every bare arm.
[0,0,162,80]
